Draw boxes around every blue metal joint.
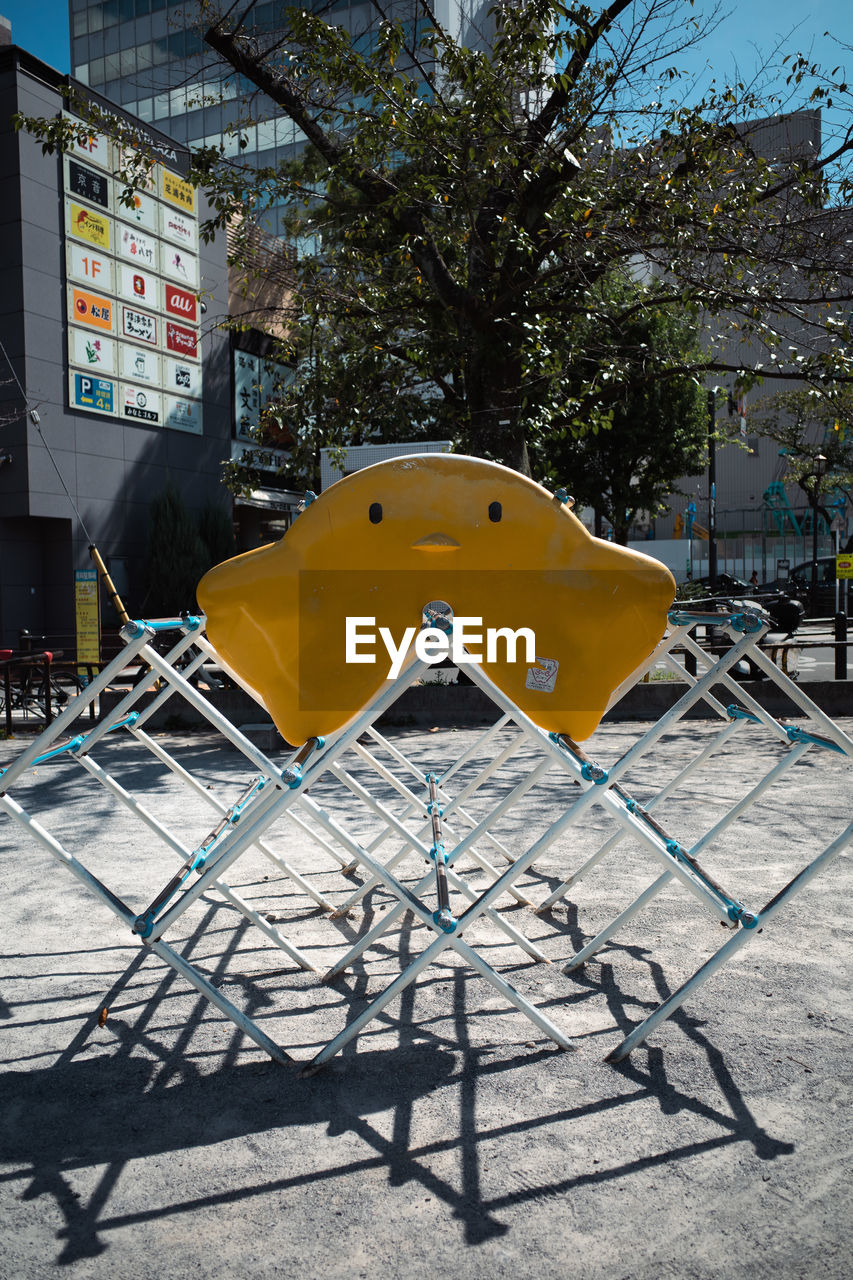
[581,761,608,784]
[133,912,154,939]
[432,908,457,934]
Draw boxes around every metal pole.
[835,612,847,681]
[708,390,718,589]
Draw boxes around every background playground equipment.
[198,453,675,744]
[0,600,850,1070]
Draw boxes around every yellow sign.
[161,170,196,213]
[835,555,853,580]
[75,569,100,675]
[70,286,114,332]
[68,200,111,250]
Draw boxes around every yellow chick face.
[198,454,675,744]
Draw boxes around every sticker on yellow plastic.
[198,455,676,744]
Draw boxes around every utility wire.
[0,334,96,545]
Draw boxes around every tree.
[753,387,853,609]
[17,1,853,478]
[143,486,211,618]
[539,278,708,541]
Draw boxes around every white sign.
[117,222,158,271]
[160,204,198,251]
[161,245,199,288]
[165,356,202,398]
[165,397,203,434]
[120,344,160,385]
[66,241,114,292]
[122,305,157,346]
[121,383,162,424]
[69,326,116,374]
[115,186,158,232]
[63,112,111,170]
[118,263,159,310]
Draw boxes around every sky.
[0,0,849,97]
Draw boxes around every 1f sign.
[67,242,114,292]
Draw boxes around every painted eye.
[488,501,502,523]
[369,503,383,524]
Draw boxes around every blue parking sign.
[73,372,114,414]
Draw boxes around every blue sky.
[1,0,849,92]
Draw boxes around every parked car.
[762,556,846,617]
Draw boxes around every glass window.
[153,91,169,120]
[88,55,106,85]
[136,96,153,122]
[87,6,103,32]
[136,42,153,70]
[72,12,87,37]
[119,47,136,77]
[102,0,118,28]
[104,52,121,80]
[135,0,151,13]
[119,0,134,20]
[75,62,90,84]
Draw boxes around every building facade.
[0,38,232,648]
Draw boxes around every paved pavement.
[0,712,851,1279]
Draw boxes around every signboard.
[70,327,116,374]
[66,241,113,292]
[120,344,160,385]
[161,246,198,288]
[117,222,158,271]
[66,199,112,251]
[118,263,159,309]
[160,204,197,251]
[122,305,157,346]
[63,113,111,170]
[69,285,115,333]
[835,555,853,580]
[160,169,195,213]
[63,112,203,429]
[70,371,116,415]
[164,356,201,398]
[165,319,198,360]
[75,568,101,673]
[121,384,161,424]
[165,397,203,434]
[163,282,198,323]
[65,157,111,209]
[116,187,159,232]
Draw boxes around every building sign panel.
[117,146,157,193]
[65,158,111,209]
[66,242,113,292]
[66,199,112,251]
[122,305,157,346]
[121,383,162,424]
[63,113,111,170]
[69,285,115,333]
[165,397,203,434]
[162,246,199,289]
[117,222,158,271]
[164,356,202,398]
[70,371,116,415]
[120,344,160,385]
[70,326,116,373]
[160,169,196,213]
[118,263,159,310]
[115,187,159,232]
[165,320,198,360]
[163,282,198,323]
[63,111,203,428]
[160,204,197,251]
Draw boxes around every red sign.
[166,320,198,360]
[164,283,198,323]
